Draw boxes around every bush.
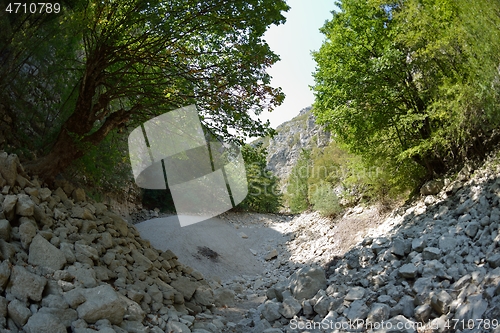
[309,182,341,217]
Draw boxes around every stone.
[411,238,426,252]
[28,234,67,271]
[262,300,281,322]
[391,238,407,257]
[0,153,21,187]
[7,299,31,326]
[487,253,500,268]
[430,290,452,315]
[238,232,248,239]
[420,179,444,195]
[265,249,278,260]
[16,193,35,216]
[24,312,67,333]
[366,303,390,324]
[289,266,327,300]
[171,276,201,301]
[2,194,17,220]
[166,321,191,333]
[346,300,369,321]
[72,188,86,202]
[415,304,432,322]
[438,236,457,252]
[345,286,365,301]
[0,219,11,241]
[279,295,302,319]
[38,307,78,327]
[399,263,418,279]
[194,285,214,306]
[465,222,480,238]
[214,288,235,307]
[0,260,10,290]
[313,295,332,317]
[9,265,47,302]
[19,220,37,248]
[77,285,126,325]
[422,247,441,260]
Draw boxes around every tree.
[312,0,500,180]
[237,144,282,213]
[4,0,289,180]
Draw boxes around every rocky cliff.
[257,106,330,184]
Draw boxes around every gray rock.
[383,315,417,333]
[7,299,31,326]
[454,294,488,321]
[265,249,278,260]
[262,300,281,322]
[391,238,407,257]
[422,247,441,260]
[289,266,327,300]
[487,253,500,268]
[399,263,418,279]
[414,303,432,323]
[313,295,332,317]
[0,153,21,187]
[9,265,47,302]
[194,285,214,306]
[16,194,35,216]
[0,219,11,241]
[28,234,67,271]
[345,286,365,301]
[346,300,369,321]
[397,295,415,318]
[465,222,480,238]
[430,290,452,315]
[411,238,426,252]
[420,179,444,195]
[214,288,235,307]
[438,236,457,252]
[279,295,302,319]
[0,260,10,290]
[366,303,390,324]
[77,285,126,325]
[166,321,191,333]
[19,219,37,248]
[171,276,201,301]
[24,312,67,333]
[38,307,78,327]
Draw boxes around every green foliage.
[236,144,282,213]
[309,182,341,217]
[286,149,311,213]
[312,0,500,185]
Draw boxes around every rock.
[420,179,444,195]
[24,312,67,333]
[279,295,302,319]
[2,194,17,220]
[38,307,78,327]
[72,188,86,202]
[171,276,201,301]
[465,222,480,238]
[313,295,332,317]
[346,300,369,321]
[415,304,432,322]
[9,265,47,302]
[28,234,67,270]
[265,249,278,260]
[19,220,37,248]
[7,299,31,326]
[214,288,235,307]
[438,236,457,252]
[0,260,10,290]
[345,286,365,301]
[422,247,441,260]
[166,321,191,333]
[262,300,281,322]
[0,153,21,187]
[411,238,426,252]
[487,253,500,268]
[194,285,214,306]
[289,266,327,300]
[238,232,248,239]
[77,285,126,325]
[366,303,390,324]
[391,238,407,257]
[16,193,35,216]
[430,290,452,315]
[0,219,11,241]
[399,263,418,279]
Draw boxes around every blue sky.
[258,0,338,129]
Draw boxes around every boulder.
[289,266,327,300]
[28,234,67,271]
[77,285,126,325]
[9,265,47,302]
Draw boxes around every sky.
[257,0,338,130]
